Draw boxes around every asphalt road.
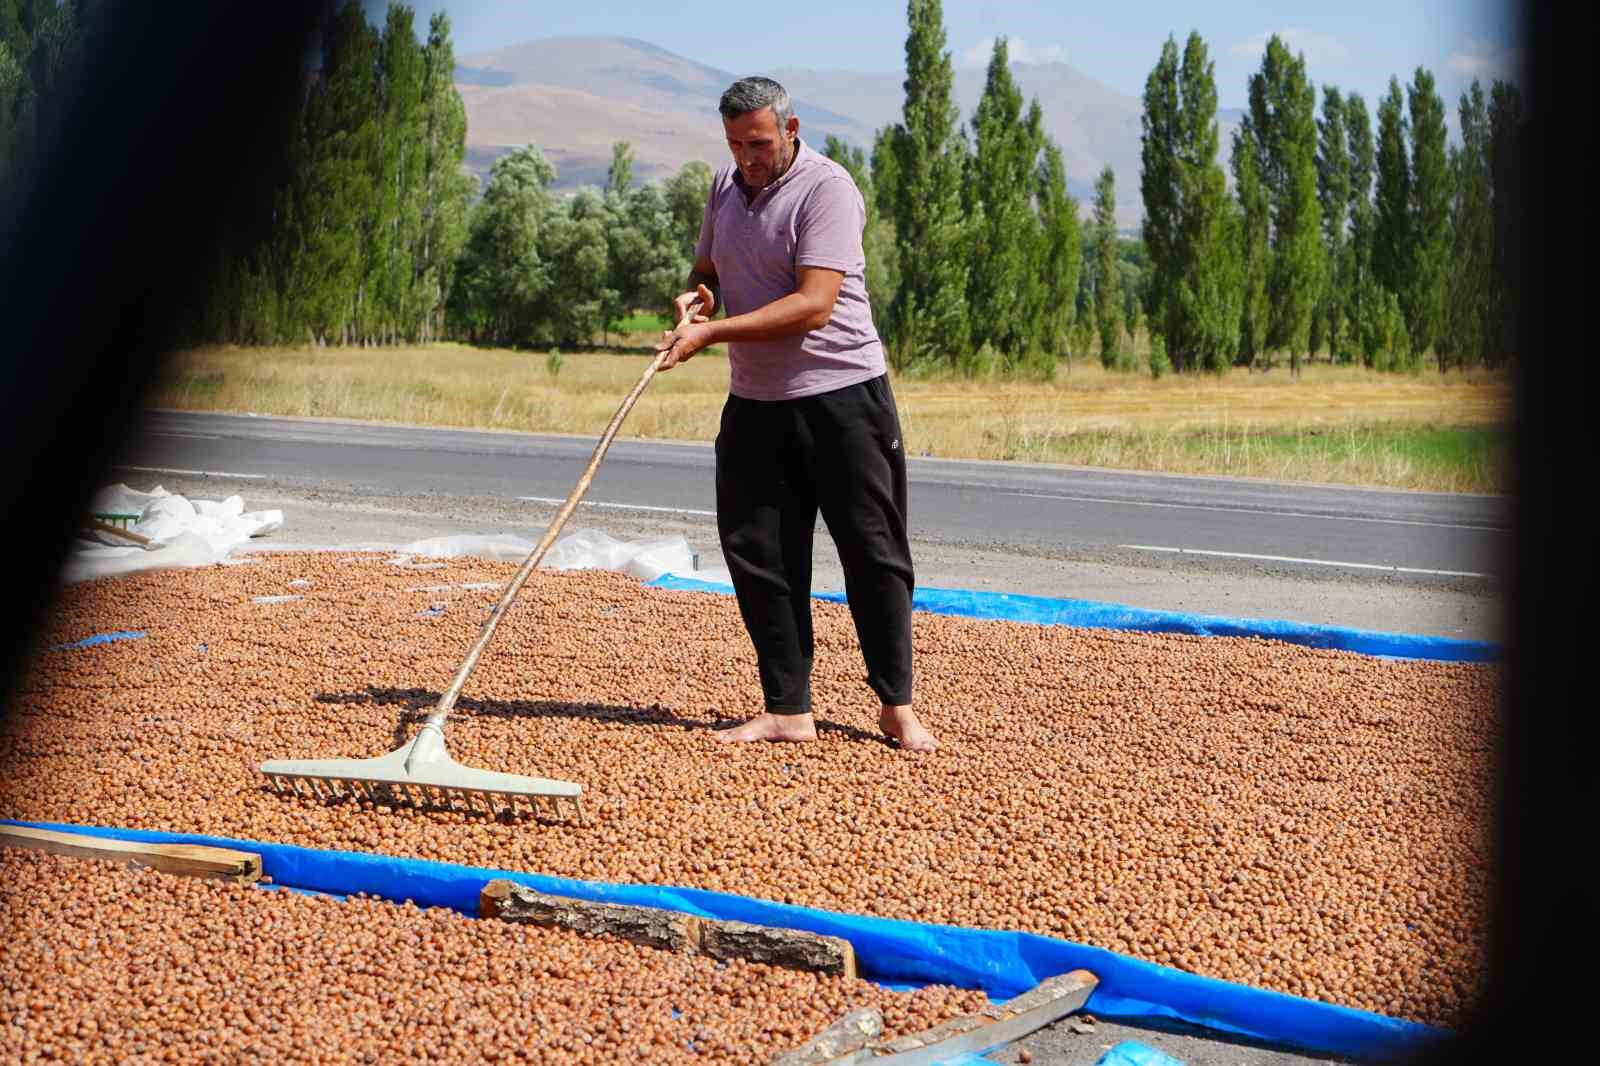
[121,410,1508,583]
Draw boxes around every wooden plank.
[768,1007,882,1066]
[813,969,1100,1066]
[1,826,261,883]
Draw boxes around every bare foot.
[714,712,818,744]
[879,705,938,752]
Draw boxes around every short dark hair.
[719,76,794,126]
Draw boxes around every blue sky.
[376,0,1524,113]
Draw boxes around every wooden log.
[479,880,701,952]
[768,1007,882,1066]
[697,919,858,979]
[0,825,260,883]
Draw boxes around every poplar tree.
[1242,35,1321,376]
[826,134,899,337]
[1344,92,1376,365]
[1372,78,1410,313]
[1171,32,1236,371]
[968,38,1046,366]
[372,4,426,343]
[1316,86,1351,361]
[1443,80,1492,369]
[888,0,969,369]
[1405,67,1450,368]
[416,10,472,343]
[1487,81,1524,364]
[1036,139,1081,363]
[1139,38,1180,359]
[1093,165,1122,369]
[1231,124,1270,367]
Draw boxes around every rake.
[260,300,705,824]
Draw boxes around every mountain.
[454,36,1242,227]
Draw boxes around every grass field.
[152,337,1511,493]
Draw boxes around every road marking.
[113,464,266,479]
[1002,491,1502,532]
[1121,544,1491,579]
[518,496,715,518]
[145,431,222,440]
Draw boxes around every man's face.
[722,106,799,191]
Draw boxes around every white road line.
[1121,544,1491,579]
[145,432,222,440]
[517,496,715,518]
[1002,491,1501,532]
[113,464,266,479]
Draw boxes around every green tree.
[1344,92,1376,366]
[1487,80,1524,364]
[1242,35,1322,376]
[1442,80,1492,369]
[888,0,970,369]
[0,39,25,176]
[1139,37,1181,361]
[870,124,899,220]
[1316,87,1351,361]
[967,38,1046,368]
[826,134,899,338]
[1231,124,1270,368]
[1405,67,1451,368]
[606,140,635,198]
[293,2,381,344]
[450,144,557,345]
[1142,31,1237,372]
[371,3,426,344]
[1092,166,1123,369]
[1372,78,1410,316]
[664,160,713,253]
[1035,139,1081,363]
[415,10,472,343]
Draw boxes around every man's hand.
[656,321,713,370]
[658,284,715,371]
[671,283,715,327]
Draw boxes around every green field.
[152,342,1510,493]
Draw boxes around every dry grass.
[151,340,1512,493]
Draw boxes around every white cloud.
[1445,40,1526,84]
[1228,27,1353,67]
[958,37,1068,69]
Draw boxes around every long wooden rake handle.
[421,300,704,732]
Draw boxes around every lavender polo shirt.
[694,138,887,400]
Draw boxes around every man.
[656,76,937,753]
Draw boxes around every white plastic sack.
[393,533,535,562]
[66,483,285,584]
[397,527,721,585]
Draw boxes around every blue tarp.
[648,575,1498,664]
[49,630,146,651]
[6,820,1448,1063]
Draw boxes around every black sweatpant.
[715,373,914,713]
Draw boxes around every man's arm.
[659,266,844,369]
[704,266,843,342]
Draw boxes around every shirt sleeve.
[794,175,866,274]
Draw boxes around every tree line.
[869,0,1526,378]
[4,1,1526,375]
